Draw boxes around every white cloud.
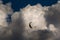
[0,1,13,39]
[0,0,60,40]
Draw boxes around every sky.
[2,0,58,11]
[0,0,60,40]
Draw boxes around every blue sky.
[2,0,58,11]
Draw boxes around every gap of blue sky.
[2,0,58,11]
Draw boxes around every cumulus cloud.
[0,1,13,40]
[17,1,60,40]
[0,0,60,40]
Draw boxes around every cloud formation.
[0,0,60,40]
[0,1,13,40]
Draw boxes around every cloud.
[0,0,60,40]
[0,1,13,40]
[18,1,60,40]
